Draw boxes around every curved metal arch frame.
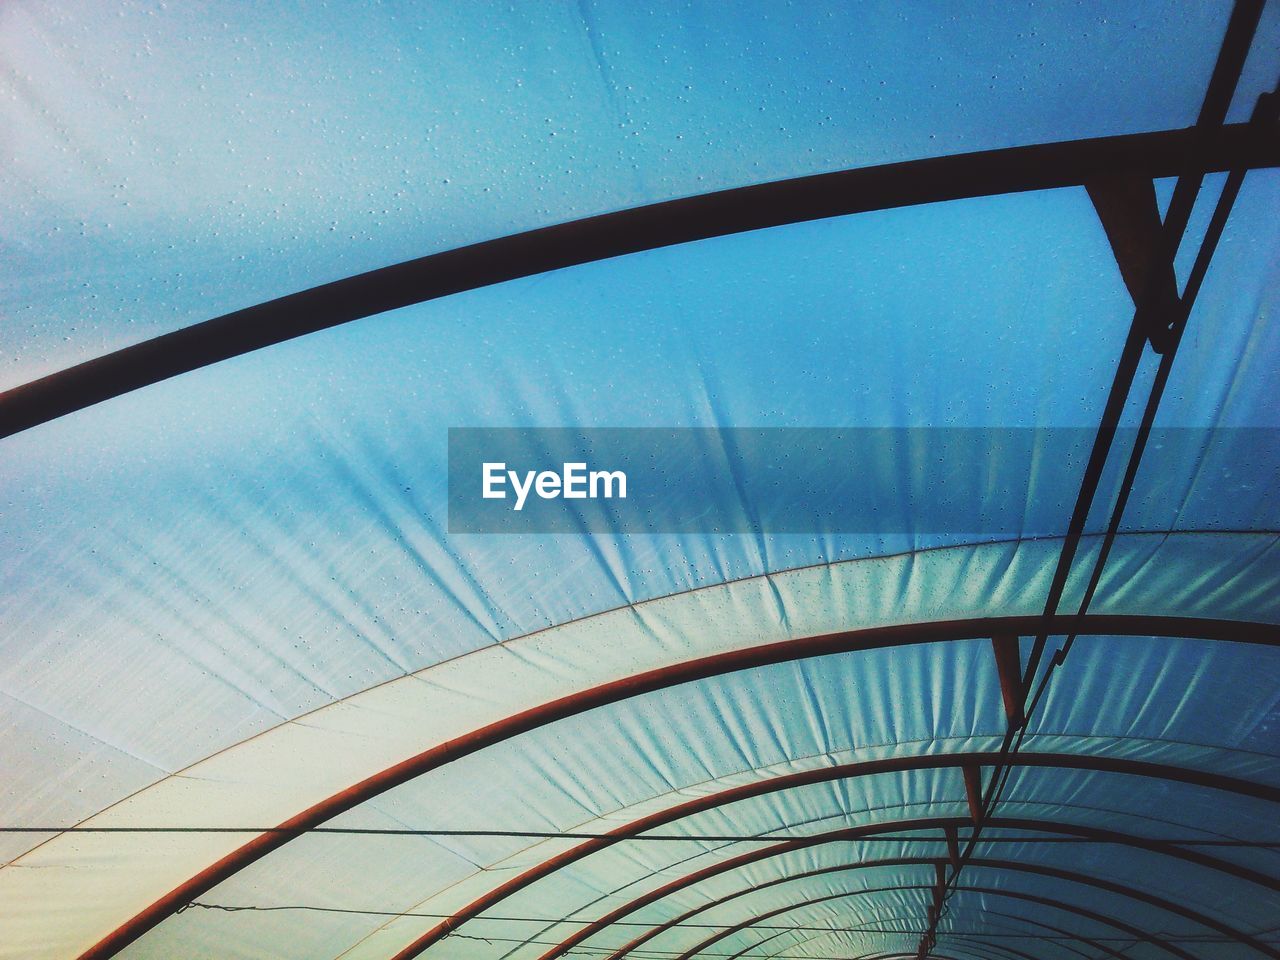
[384,755,1280,960]
[737,884,1191,960]
[638,876,1185,960]
[691,901,1090,960]
[681,881,953,960]
[778,926,1061,960]
[606,858,1242,960]
[935,936,1058,960]
[592,815,1280,960]
[711,901,1029,960]
[726,901,941,960]
[78,614,1280,959]
[3,124,1277,441]
[594,883,937,960]
[713,899,1116,960]
[530,845,1279,960]
[931,909,1123,960]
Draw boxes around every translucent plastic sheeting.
[3,537,1276,958]
[0,188,1145,847]
[6,0,1280,387]
[131,636,1279,960]
[660,848,1258,960]
[137,781,1279,960]
[284,780,1276,960]
[1,3,1278,958]
[0,183,1263,797]
[2,171,1279,955]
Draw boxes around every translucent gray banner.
[447,428,1279,534]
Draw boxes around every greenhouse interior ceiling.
[1,2,1279,959]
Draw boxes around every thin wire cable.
[1,825,1275,845]
[179,903,1280,945]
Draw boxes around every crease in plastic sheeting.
[236,423,486,676]
[954,867,1200,933]
[4,488,323,731]
[1219,536,1280,614]
[353,803,496,876]
[212,473,413,680]
[697,364,778,580]
[1157,171,1280,427]
[1030,636,1276,754]
[0,692,169,867]
[1239,688,1280,755]
[1165,430,1268,536]
[306,422,510,649]
[1205,259,1280,429]
[0,687,167,782]
[1095,531,1280,624]
[114,494,363,710]
[556,521,636,621]
[571,0,632,175]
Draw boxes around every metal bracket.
[1086,174,1182,353]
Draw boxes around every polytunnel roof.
[1,2,1279,960]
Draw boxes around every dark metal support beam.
[990,637,1025,727]
[1085,175,1181,352]
[1019,0,1267,712]
[918,7,1270,952]
[934,860,947,916]
[3,124,1278,441]
[963,765,985,824]
[945,826,960,869]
